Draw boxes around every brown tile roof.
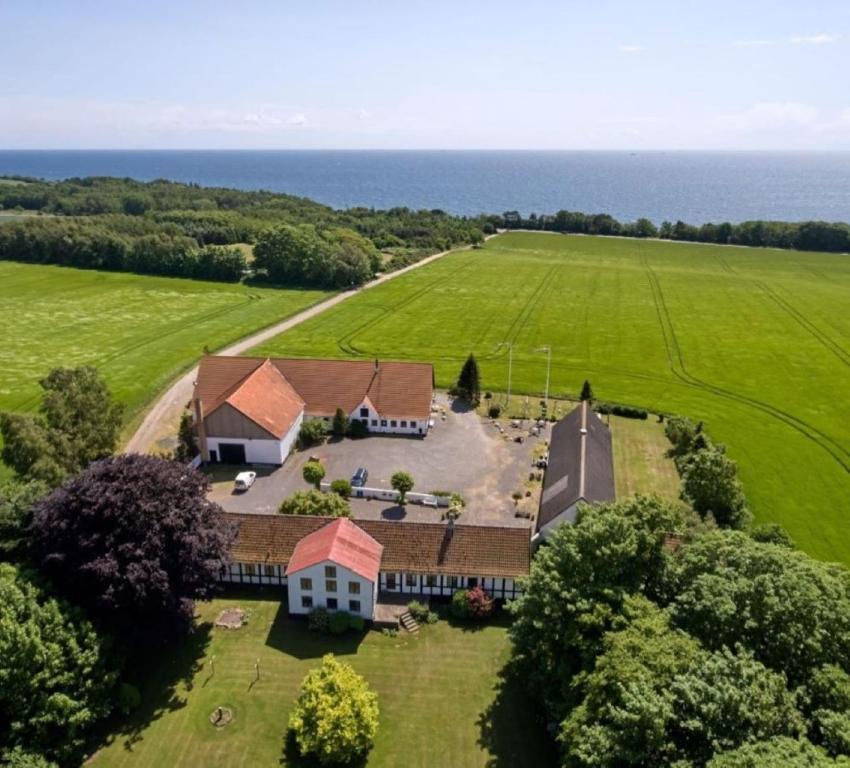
[208,359,305,439]
[227,513,531,579]
[195,356,434,421]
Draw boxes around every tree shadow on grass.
[264,601,366,660]
[280,730,370,768]
[477,658,560,768]
[92,620,213,755]
[444,606,513,634]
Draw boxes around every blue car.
[351,467,369,487]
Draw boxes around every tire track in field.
[754,281,850,368]
[643,256,850,473]
[336,258,478,356]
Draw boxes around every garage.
[218,443,246,465]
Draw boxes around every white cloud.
[732,39,777,47]
[286,113,308,127]
[356,108,371,121]
[791,33,840,45]
[617,44,644,53]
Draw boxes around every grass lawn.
[88,590,554,768]
[255,232,850,566]
[610,415,680,501]
[0,262,329,444]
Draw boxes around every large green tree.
[678,445,749,528]
[509,496,689,721]
[0,367,122,485]
[0,478,48,560]
[0,564,116,765]
[390,471,414,505]
[455,353,481,407]
[288,654,379,766]
[707,737,850,767]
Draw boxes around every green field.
[89,591,552,768]
[0,261,328,434]
[256,232,850,565]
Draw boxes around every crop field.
[257,232,850,565]
[90,591,552,768]
[0,261,328,438]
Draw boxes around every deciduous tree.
[0,478,48,560]
[29,455,235,644]
[679,445,749,528]
[288,654,379,765]
[303,461,326,489]
[278,489,351,518]
[391,471,414,505]
[0,564,116,765]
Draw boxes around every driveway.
[209,393,545,528]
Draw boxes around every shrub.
[329,610,353,635]
[391,471,414,505]
[407,600,430,623]
[349,615,365,632]
[302,460,325,489]
[347,419,369,439]
[330,479,352,498]
[381,627,398,638]
[299,419,327,448]
[488,404,502,418]
[451,589,470,619]
[466,586,495,619]
[595,402,648,420]
[279,490,351,518]
[332,408,348,438]
[308,607,330,633]
[426,611,439,624]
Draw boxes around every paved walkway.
[124,239,491,454]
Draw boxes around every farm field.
[0,261,328,440]
[256,232,850,565]
[89,591,552,768]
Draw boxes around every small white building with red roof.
[285,518,384,620]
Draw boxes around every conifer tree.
[456,354,481,406]
[580,379,594,402]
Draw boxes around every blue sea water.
[1,150,849,224]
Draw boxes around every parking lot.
[209,393,546,527]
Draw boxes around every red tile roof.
[207,359,305,439]
[286,518,383,582]
[195,356,433,422]
[227,513,532,579]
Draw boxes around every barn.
[192,355,435,465]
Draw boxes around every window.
[325,565,337,578]
[349,600,361,613]
[300,577,312,591]
[371,419,378,426]
[348,581,361,595]
[302,595,313,609]
[244,564,256,576]
[325,579,337,593]
[390,420,397,428]
[405,574,417,587]
[401,420,407,428]
[426,575,437,588]
[264,565,276,577]
[386,574,397,589]
[327,598,338,610]
[447,576,458,588]
[360,407,369,418]
[380,419,387,427]
[410,420,417,428]
[468,577,478,588]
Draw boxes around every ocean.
[1,150,849,224]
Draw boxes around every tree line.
[494,209,850,253]
[510,495,850,766]
[0,176,487,288]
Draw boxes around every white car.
[234,471,257,491]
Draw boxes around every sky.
[1,0,849,150]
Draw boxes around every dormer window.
[360,407,369,418]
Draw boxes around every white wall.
[348,400,429,436]
[378,572,519,600]
[207,411,302,466]
[287,558,376,619]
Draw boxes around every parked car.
[351,467,369,487]
[234,471,257,491]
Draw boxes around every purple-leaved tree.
[30,454,236,644]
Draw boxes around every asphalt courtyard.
[208,394,545,528]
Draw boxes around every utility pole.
[507,342,513,410]
[537,346,551,409]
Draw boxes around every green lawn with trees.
[0,261,328,444]
[255,231,850,566]
[88,592,554,768]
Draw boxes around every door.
[218,443,246,464]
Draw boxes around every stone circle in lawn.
[215,607,245,630]
[209,706,233,728]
